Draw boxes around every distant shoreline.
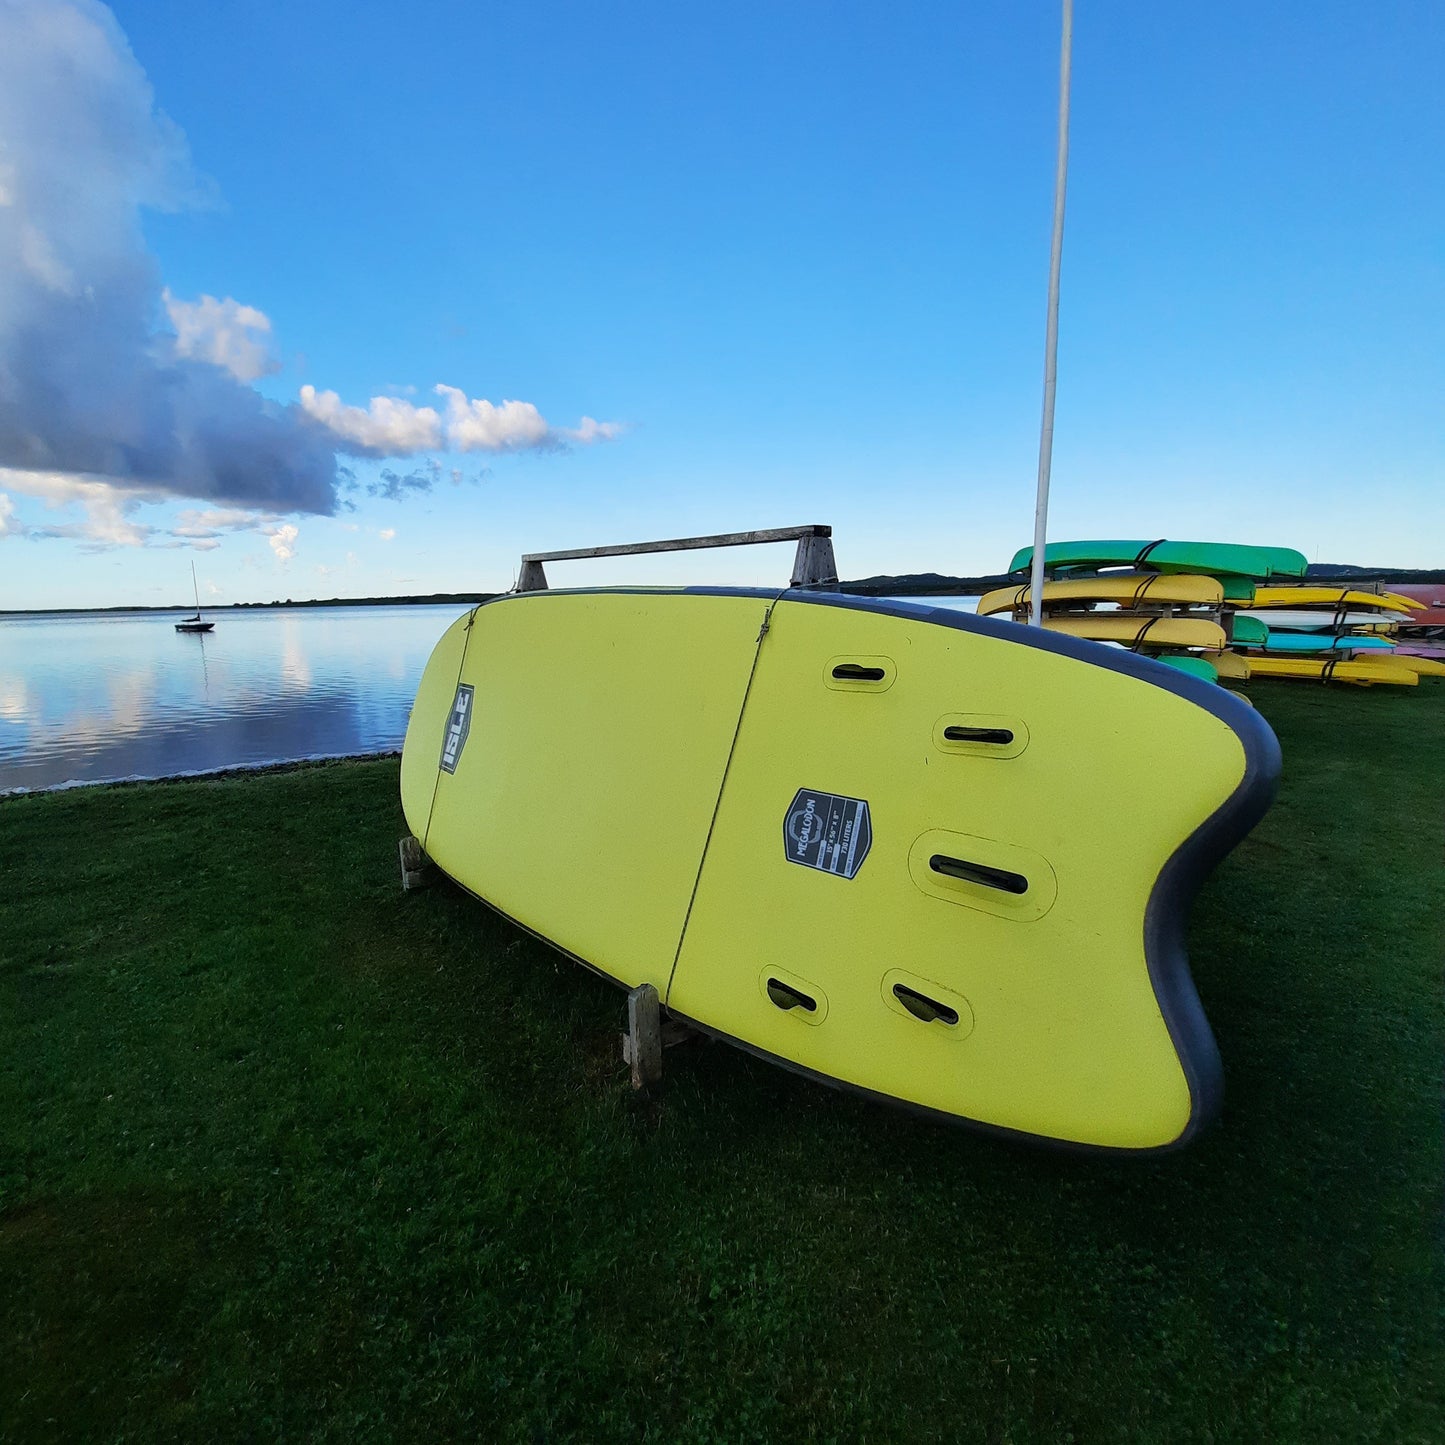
[3,563,1442,616]
[0,592,498,617]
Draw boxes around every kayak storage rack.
[516,524,838,592]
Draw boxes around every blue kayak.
[1250,632,1395,654]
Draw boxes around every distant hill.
[841,565,1445,595]
[1305,565,1445,583]
[839,572,1014,596]
[0,593,497,617]
[227,593,498,609]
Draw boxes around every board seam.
[661,589,786,1006]
[419,605,481,855]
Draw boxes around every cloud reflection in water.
[0,604,466,791]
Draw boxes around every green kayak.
[1153,655,1220,684]
[1227,615,1269,646]
[1009,540,1308,582]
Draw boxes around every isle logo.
[439,684,474,774]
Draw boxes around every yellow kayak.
[1250,587,1420,613]
[1201,651,1252,681]
[1040,614,1227,650]
[978,573,1227,616]
[1245,656,1420,687]
[1392,655,1445,678]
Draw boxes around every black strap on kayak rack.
[1132,538,1168,570]
[1131,573,1164,607]
[1130,616,1164,651]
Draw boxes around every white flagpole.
[1029,0,1074,627]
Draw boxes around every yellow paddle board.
[1038,614,1228,650]
[1249,587,1420,613]
[402,590,1280,1152]
[978,573,1227,616]
[1243,656,1420,687]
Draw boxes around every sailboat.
[175,561,215,633]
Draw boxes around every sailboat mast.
[192,560,202,618]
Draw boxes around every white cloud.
[171,505,282,539]
[299,385,443,454]
[434,384,552,452]
[296,381,623,459]
[0,467,160,548]
[0,468,303,552]
[564,416,625,444]
[0,468,312,551]
[267,522,299,561]
[0,2,341,513]
[0,2,624,521]
[378,527,396,542]
[163,290,279,381]
[19,218,75,294]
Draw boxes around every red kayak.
[1391,584,1445,627]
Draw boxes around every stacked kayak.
[1007,540,1307,600]
[993,541,1310,685]
[979,575,1230,681]
[1228,586,1422,686]
[1225,656,1421,687]
[1000,543,1439,689]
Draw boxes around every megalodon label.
[439,684,474,774]
[783,788,871,879]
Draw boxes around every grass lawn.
[2,681,1442,1442]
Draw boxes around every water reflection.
[0,604,467,792]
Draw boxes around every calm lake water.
[0,604,468,793]
[0,593,983,794]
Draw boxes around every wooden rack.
[516,524,838,592]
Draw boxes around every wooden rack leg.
[399,835,436,891]
[516,559,548,592]
[622,984,663,1089]
[790,532,839,588]
[621,986,702,1089]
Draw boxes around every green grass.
[2,681,1442,1442]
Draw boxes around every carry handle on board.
[929,854,1029,896]
[892,984,960,1027]
[766,978,818,1013]
[942,724,1015,746]
[831,663,887,682]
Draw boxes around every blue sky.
[0,0,1440,608]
